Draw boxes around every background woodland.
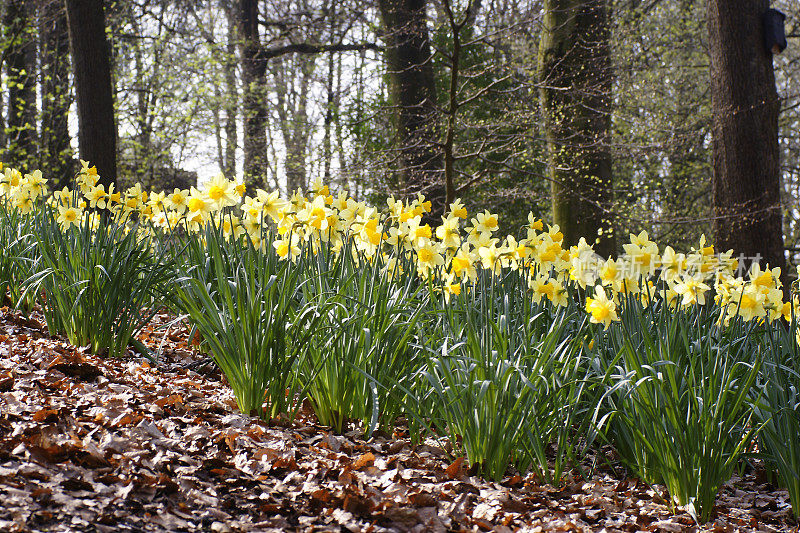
[1,0,799,262]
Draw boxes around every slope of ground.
[0,307,796,532]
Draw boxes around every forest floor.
[0,306,797,533]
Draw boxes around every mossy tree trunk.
[3,0,38,169]
[538,0,615,257]
[39,0,73,190]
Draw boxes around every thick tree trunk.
[377,0,444,215]
[239,0,268,190]
[708,0,785,276]
[4,0,37,169]
[39,0,73,189]
[538,0,615,257]
[65,0,117,186]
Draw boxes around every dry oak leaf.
[31,408,59,423]
[446,456,466,480]
[353,452,375,470]
[0,370,13,392]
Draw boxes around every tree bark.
[3,0,37,169]
[130,14,152,185]
[274,54,313,194]
[0,0,4,152]
[39,0,73,189]
[323,50,335,183]
[538,0,615,257]
[439,0,482,207]
[223,3,238,181]
[708,0,785,276]
[377,0,444,215]
[65,0,117,186]
[239,0,268,190]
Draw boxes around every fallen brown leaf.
[353,451,375,470]
[445,456,465,480]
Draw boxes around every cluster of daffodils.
[1,161,797,331]
[576,232,795,329]
[0,165,48,212]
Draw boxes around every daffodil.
[297,194,330,232]
[436,215,461,249]
[442,273,462,303]
[466,227,494,249]
[449,198,467,219]
[731,284,767,322]
[750,263,781,291]
[478,240,502,274]
[535,235,563,266]
[258,189,287,222]
[528,274,550,304]
[0,168,22,196]
[387,224,412,250]
[408,220,433,247]
[57,204,83,231]
[84,184,110,209]
[11,188,34,214]
[203,173,238,209]
[77,161,99,193]
[673,274,711,307]
[472,210,499,236]
[527,212,544,236]
[415,239,444,276]
[219,214,245,240]
[599,258,622,290]
[659,246,687,282]
[623,230,659,278]
[547,278,569,307]
[186,187,213,225]
[23,170,47,200]
[764,287,786,322]
[273,236,302,262]
[585,286,619,329]
[570,238,601,288]
[450,244,477,281]
[158,189,185,215]
[308,178,330,197]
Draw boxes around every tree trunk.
[708,0,785,276]
[439,0,482,207]
[65,0,117,186]
[538,0,615,257]
[3,0,37,169]
[131,15,151,185]
[223,4,238,181]
[239,0,268,190]
[39,0,73,189]
[377,0,444,215]
[0,0,4,153]
[274,54,313,194]
[323,51,334,184]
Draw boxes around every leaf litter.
[0,307,797,532]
